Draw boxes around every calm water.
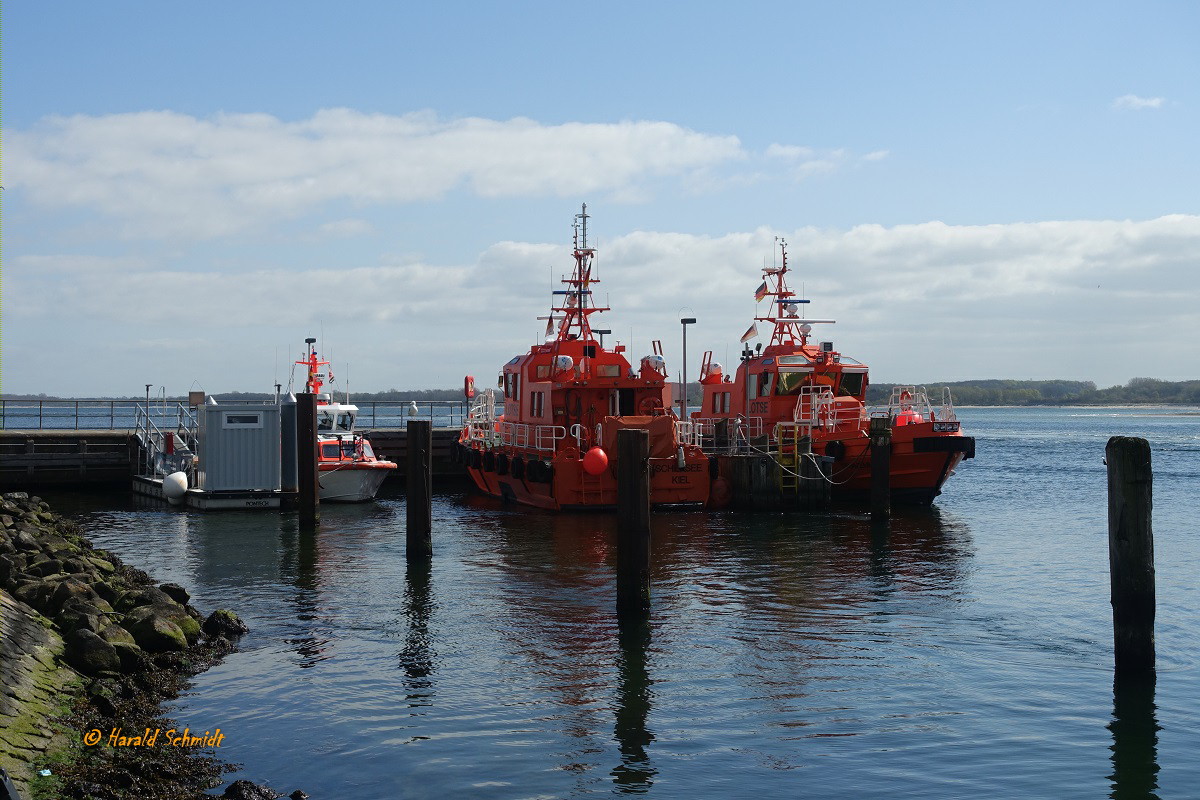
[41,407,1200,799]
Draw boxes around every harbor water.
[41,407,1200,798]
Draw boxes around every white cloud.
[7,215,1197,394]
[860,150,889,162]
[1112,94,1165,111]
[316,219,375,239]
[6,110,745,241]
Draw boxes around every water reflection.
[1109,677,1160,800]
[612,619,655,793]
[399,560,436,706]
[279,521,331,668]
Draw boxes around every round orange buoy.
[582,446,608,475]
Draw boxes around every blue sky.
[3,1,1198,396]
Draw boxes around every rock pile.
[0,492,272,799]
[0,493,245,679]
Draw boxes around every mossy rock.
[86,556,117,574]
[129,614,189,653]
[126,603,203,644]
[65,628,121,676]
[114,586,174,613]
[159,582,191,604]
[98,623,137,646]
[203,609,249,638]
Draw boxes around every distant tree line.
[866,378,1200,406]
[5,378,1200,406]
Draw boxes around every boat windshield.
[840,372,865,397]
[775,371,809,396]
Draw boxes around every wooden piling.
[406,419,433,560]
[616,428,651,618]
[1106,436,1155,679]
[870,416,892,518]
[296,392,319,527]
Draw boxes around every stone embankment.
[0,491,267,799]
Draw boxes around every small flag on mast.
[754,281,769,302]
[545,316,554,338]
[740,323,759,342]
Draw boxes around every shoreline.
[0,492,276,799]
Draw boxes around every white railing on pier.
[133,401,197,477]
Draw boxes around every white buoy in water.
[163,471,188,506]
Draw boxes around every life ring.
[464,375,476,398]
[816,404,831,426]
[638,396,664,416]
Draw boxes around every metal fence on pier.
[0,399,471,431]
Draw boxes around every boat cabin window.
[777,355,811,365]
[710,392,731,413]
[840,372,865,397]
[531,391,545,418]
[361,440,375,459]
[341,440,357,458]
[320,442,340,459]
[536,365,551,379]
[317,412,334,431]
[775,371,809,396]
[336,412,354,431]
[596,364,621,378]
[756,371,775,399]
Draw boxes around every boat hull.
[817,426,974,504]
[461,449,710,511]
[318,463,394,502]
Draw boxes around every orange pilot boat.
[293,339,397,502]
[457,205,711,511]
[694,238,974,505]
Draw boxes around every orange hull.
[461,447,711,511]
[802,422,972,503]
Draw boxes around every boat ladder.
[772,423,808,496]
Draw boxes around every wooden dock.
[0,428,467,490]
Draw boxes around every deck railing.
[0,398,471,431]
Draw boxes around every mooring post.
[870,416,892,518]
[1106,436,1155,679]
[296,392,319,527]
[406,419,433,560]
[617,428,651,618]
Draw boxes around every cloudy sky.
[3,2,1197,397]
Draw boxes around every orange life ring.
[464,375,476,398]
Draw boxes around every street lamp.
[680,318,697,420]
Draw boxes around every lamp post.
[680,318,696,420]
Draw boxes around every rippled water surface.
[45,407,1200,798]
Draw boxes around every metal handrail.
[0,397,471,430]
